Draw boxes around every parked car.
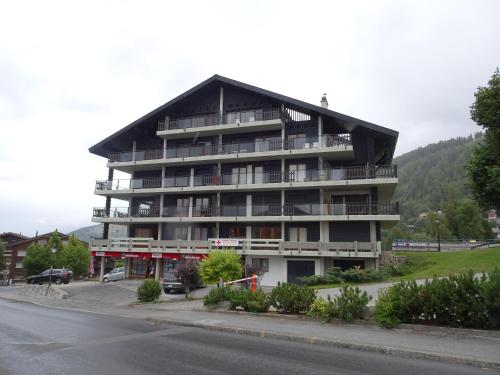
[103,267,125,283]
[27,269,72,285]
[162,270,201,294]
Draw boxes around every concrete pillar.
[370,221,377,242]
[187,225,192,241]
[246,194,252,217]
[124,257,129,279]
[132,140,136,161]
[247,164,252,184]
[246,226,252,240]
[163,138,167,159]
[216,222,220,237]
[219,87,224,121]
[281,222,285,240]
[155,258,161,281]
[318,115,323,145]
[100,256,105,281]
[188,197,193,217]
[189,167,194,187]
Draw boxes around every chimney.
[320,93,328,109]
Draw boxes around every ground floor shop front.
[91,250,377,287]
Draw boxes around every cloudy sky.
[0,0,499,236]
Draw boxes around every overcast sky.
[0,0,499,236]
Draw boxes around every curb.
[195,307,500,339]
[1,295,499,369]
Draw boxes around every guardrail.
[90,238,381,257]
[93,202,399,219]
[107,133,353,163]
[95,165,397,191]
[158,108,282,132]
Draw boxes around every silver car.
[103,267,125,283]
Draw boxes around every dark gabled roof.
[7,231,88,247]
[89,74,398,157]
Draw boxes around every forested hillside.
[393,133,483,222]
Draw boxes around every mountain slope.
[393,133,482,221]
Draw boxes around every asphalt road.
[0,299,497,375]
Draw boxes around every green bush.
[482,268,500,329]
[198,250,243,285]
[333,286,371,322]
[299,275,328,286]
[373,288,401,328]
[137,279,161,302]
[298,266,383,286]
[269,282,316,314]
[341,267,385,283]
[306,296,337,322]
[229,289,270,313]
[374,269,500,329]
[203,286,232,306]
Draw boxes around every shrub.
[198,250,243,285]
[375,270,500,329]
[341,267,385,283]
[269,282,316,314]
[482,268,500,329]
[333,286,371,322]
[307,296,337,322]
[203,286,232,306]
[174,259,201,298]
[229,289,270,312]
[137,279,161,302]
[373,288,401,328]
[299,275,328,286]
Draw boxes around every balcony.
[157,108,282,134]
[95,165,398,194]
[106,133,353,166]
[92,202,399,221]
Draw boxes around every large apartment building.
[89,75,399,286]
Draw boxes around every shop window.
[252,258,269,273]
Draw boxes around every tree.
[58,235,90,279]
[47,230,64,253]
[0,242,6,271]
[467,68,500,211]
[198,250,243,285]
[174,259,201,298]
[22,243,55,276]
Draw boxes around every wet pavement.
[0,298,496,375]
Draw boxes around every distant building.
[1,232,87,281]
[89,75,399,285]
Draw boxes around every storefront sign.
[152,253,162,258]
[95,251,105,257]
[213,239,239,247]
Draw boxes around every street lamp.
[435,218,441,253]
[45,247,58,296]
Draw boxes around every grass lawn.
[312,247,500,289]
[392,247,500,281]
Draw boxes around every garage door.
[287,260,315,284]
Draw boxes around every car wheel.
[38,280,43,285]
[55,278,62,285]
[103,277,109,283]
[164,289,169,294]
[63,280,69,284]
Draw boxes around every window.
[228,226,246,238]
[252,225,281,239]
[289,226,307,241]
[289,163,306,182]
[193,226,208,240]
[174,226,188,240]
[252,258,269,273]
[130,259,147,276]
[175,198,189,216]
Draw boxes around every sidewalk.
[1,283,499,369]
